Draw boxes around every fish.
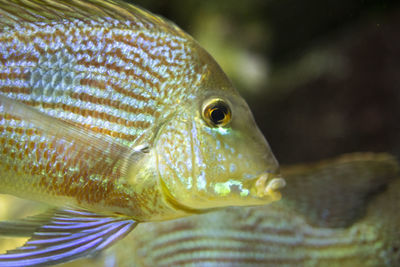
[57,152,400,267]
[0,0,285,265]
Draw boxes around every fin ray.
[0,0,175,32]
[0,209,137,266]
[0,209,56,237]
[0,93,148,179]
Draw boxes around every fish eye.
[202,98,232,127]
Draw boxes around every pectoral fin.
[281,153,399,227]
[0,93,149,179]
[0,208,137,266]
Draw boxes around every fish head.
[155,52,285,212]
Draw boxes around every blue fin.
[0,209,137,266]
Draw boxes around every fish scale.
[0,22,199,140]
[0,1,284,265]
[0,0,205,216]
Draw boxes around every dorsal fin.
[0,0,184,36]
[281,153,399,228]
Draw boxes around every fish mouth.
[253,173,286,201]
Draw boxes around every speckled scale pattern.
[0,114,127,206]
[0,0,206,210]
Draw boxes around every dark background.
[127,0,400,165]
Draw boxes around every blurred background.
[1,0,400,263]
[129,0,400,165]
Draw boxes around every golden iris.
[202,98,232,127]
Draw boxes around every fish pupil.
[211,105,227,124]
[202,98,232,127]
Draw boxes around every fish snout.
[254,173,286,201]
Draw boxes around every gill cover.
[155,93,284,211]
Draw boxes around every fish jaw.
[208,172,286,207]
[157,172,286,216]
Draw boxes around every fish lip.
[253,173,286,201]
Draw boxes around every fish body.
[0,0,208,221]
[0,0,283,265]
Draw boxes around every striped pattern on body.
[0,0,205,211]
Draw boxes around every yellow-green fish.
[61,153,399,267]
[0,0,285,265]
